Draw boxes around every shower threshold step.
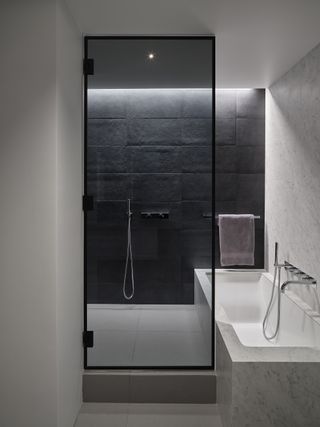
[83,370,216,404]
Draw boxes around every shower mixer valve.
[280,261,317,292]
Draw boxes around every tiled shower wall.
[87,89,212,304]
[86,88,265,304]
[215,89,265,268]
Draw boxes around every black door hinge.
[83,195,94,211]
[83,58,94,75]
[83,331,94,348]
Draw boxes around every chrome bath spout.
[281,278,317,293]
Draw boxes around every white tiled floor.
[75,403,222,427]
[87,305,211,366]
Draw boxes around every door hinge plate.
[83,195,94,211]
[83,331,94,348]
[83,58,94,75]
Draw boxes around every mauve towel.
[218,214,255,266]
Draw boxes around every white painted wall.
[266,42,320,310]
[0,1,83,426]
[0,1,58,426]
[56,1,83,426]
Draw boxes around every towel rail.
[215,215,261,220]
[201,213,261,222]
[215,214,261,225]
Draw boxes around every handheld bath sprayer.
[262,242,282,340]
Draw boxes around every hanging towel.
[218,214,255,266]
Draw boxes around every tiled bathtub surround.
[86,89,212,304]
[216,323,320,427]
[266,42,320,311]
[215,89,265,268]
[215,270,320,426]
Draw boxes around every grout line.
[125,403,130,427]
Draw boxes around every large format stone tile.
[87,305,140,332]
[236,89,265,118]
[89,173,131,201]
[87,330,136,366]
[215,147,237,173]
[88,119,127,146]
[181,119,212,145]
[76,403,222,427]
[237,145,265,173]
[87,146,128,173]
[215,173,238,201]
[180,229,212,258]
[133,331,210,366]
[128,119,181,145]
[127,404,221,427]
[127,89,183,118]
[216,118,236,145]
[128,146,181,173]
[237,174,265,201]
[132,174,181,202]
[182,173,212,201]
[182,201,212,229]
[138,306,201,332]
[182,147,212,173]
[216,90,236,119]
[182,90,212,118]
[236,118,265,146]
[88,90,127,118]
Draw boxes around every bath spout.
[281,279,317,293]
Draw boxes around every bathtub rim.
[194,268,320,363]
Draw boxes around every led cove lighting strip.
[88,88,213,91]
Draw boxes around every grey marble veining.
[266,41,320,313]
[216,322,320,427]
[231,362,320,427]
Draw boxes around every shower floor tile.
[133,331,210,366]
[138,306,202,332]
[87,305,211,367]
[87,330,136,366]
[88,304,141,332]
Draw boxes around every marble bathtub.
[195,269,320,427]
[216,270,320,347]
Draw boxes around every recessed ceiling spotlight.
[148,52,155,60]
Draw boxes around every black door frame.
[83,35,215,370]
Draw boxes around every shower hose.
[123,198,135,300]
[262,242,282,340]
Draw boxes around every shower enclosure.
[83,36,214,368]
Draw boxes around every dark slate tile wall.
[215,89,265,268]
[86,88,265,304]
[86,89,212,304]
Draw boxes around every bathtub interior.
[197,269,320,348]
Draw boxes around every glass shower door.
[84,36,214,368]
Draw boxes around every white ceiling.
[66,0,320,88]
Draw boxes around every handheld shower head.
[274,241,279,266]
[127,198,133,218]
